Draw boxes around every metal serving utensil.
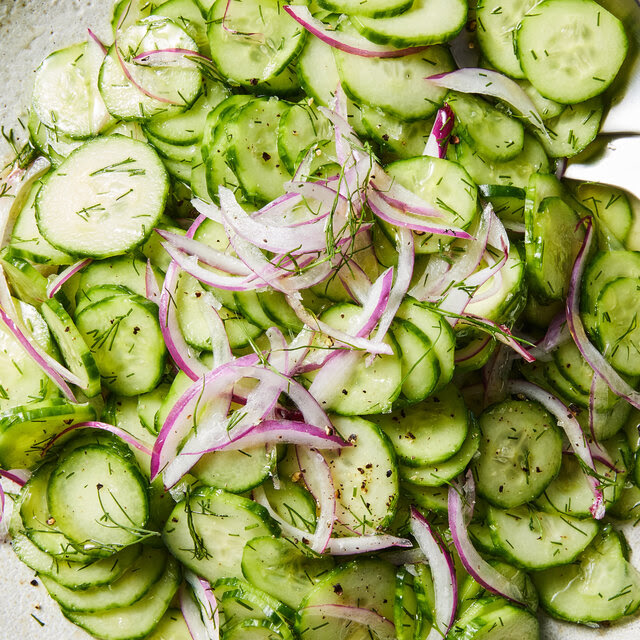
[563,0,640,198]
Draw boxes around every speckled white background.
[1,0,640,638]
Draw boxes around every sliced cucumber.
[36,135,168,258]
[516,0,628,104]
[474,397,563,508]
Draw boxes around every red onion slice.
[0,306,78,401]
[426,68,546,135]
[326,534,412,555]
[300,605,395,639]
[156,229,251,276]
[424,103,455,159]
[410,508,458,639]
[42,421,153,457]
[449,474,529,606]
[283,6,425,58]
[45,258,93,299]
[507,379,604,519]
[367,190,472,239]
[181,571,219,640]
[0,469,30,530]
[296,446,336,553]
[566,218,640,411]
[0,156,50,246]
[144,260,161,303]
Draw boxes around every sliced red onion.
[527,312,569,361]
[145,260,161,303]
[200,292,232,369]
[286,292,393,356]
[367,190,471,238]
[182,571,219,640]
[0,156,50,246]
[46,258,92,299]
[337,261,372,305]
[0,306,77,401]
[87,28,108,55]
[156,229,251,275]
[506,379,604,520]
[555,157,567,180]
[0,469,30,530]
[287,327,316,376]
[460,314,534,363]
[220,187,329,254]
[426,69,546,135]
[369,170,445,219]
[424,103,455,159]
[448,473,529,606]
[566,218,640,411]
[159,260,211,381]
[267,326,289,373]
[253,485,314,541]
[187,420,348,454]
[42,421,153,457]
[296,446,336,553]
[370,228,414,346]
[114,39,181,105]
[162,244,261,291]
[283,6,425,58]
[153,358,332,484]
[132,48,206,69]
[327,534,412,555]
[301,605,395,639]
[410,508,457,639]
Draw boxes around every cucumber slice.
[318,0,411,18]
[335,36,454,120]
[487,504,599,569]
[351,0,467,46]
[152,0,210,55]
[448,92,525,162]
[296,558,396,639]
[361,105,433,159]
[226,98,292,204]
[241,536,335,609]
[11,527,140,590]
[48,441,150,554]
[476,0,538,79]
[474,397,563,508]
[577,183,632,248]
[517,80,565,120]
[63,556,181,640]
[224,618,293,640]
[32,41,111,139]
[525,196,584,302]
[399,421,480,486]
[9,177,75,265]
[297,34,341,108]
[454,133,550,189]
[262,476,317,533]
[207,0,308,89]
[137,383,170,434]
[595,277,640,376]
[450,600,540,639]
[372,384,468,466]
[394,567,420,640]
[536,434,629,517]
[386,156,478,254]
[390,318,440,403]
[191,446,273,493]
[402,483,449,514]
[0,399,95,469]
[41,297,101,397]
[75,285,133,318]
[535,96,603,158]
[146,609,190,639]
[41,547,167,612]
[76,294,167,396]
[77,255,160,303]
[326,415,399,533]
[36,135,169,258]
[99,17,202,120]
[532,526,640,623]
[19,462,98,562]
[516,0,628,104]
[163,488,279,583]
[396,298,456,388]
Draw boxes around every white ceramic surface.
[1,1,640,638]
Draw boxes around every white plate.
[0,1,639,638]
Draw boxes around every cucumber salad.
[0,0,639,638]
